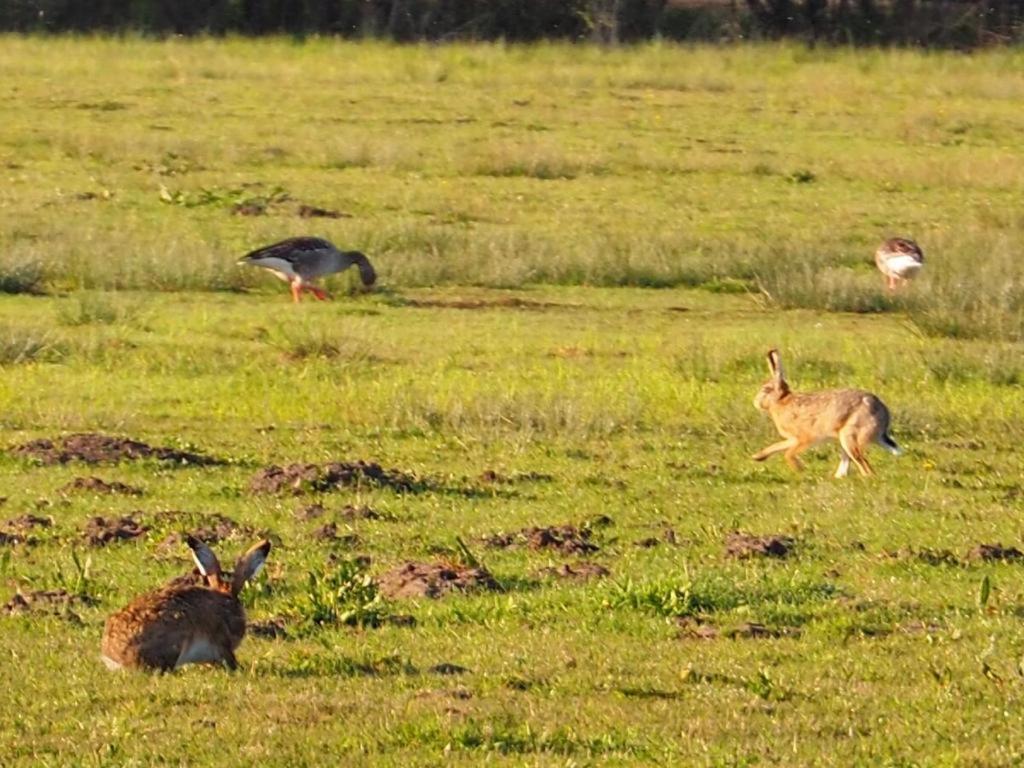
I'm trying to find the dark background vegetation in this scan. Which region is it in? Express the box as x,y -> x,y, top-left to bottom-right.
0,0 -> 1022,47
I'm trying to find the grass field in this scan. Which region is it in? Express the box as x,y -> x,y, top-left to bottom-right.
1,38 -> 1024,766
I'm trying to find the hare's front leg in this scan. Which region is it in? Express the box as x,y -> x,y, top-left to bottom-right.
752,437 -> 797,462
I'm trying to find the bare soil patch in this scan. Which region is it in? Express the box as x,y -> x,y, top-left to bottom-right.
297,203 -> 349,219
881,546 -> 959,566
311,522 -> 361,546
377,562 -> 501,599
296,503 -> 383,522
250,461 -> 421,495
725,532 -> 795,560
3,588 -> 95,618
485,524 -> 598,555
1,514 -> 54,545
14,433 -> 219,466
61,476 -> 143,496
478,469 -> 555,485
249,617 -> 289,639
152,512 -> 254,550
538,561 -> 610,580
966,543 -> 1024,562
402,296 -> 570,311
83,515 -> 148,546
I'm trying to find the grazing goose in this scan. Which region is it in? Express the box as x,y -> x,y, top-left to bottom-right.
239,237 -> 376,302
875,237 -> 924,291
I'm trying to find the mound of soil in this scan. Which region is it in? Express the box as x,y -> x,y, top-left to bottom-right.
882,546 -> 959,566
3,588 -> 95,617
538,561 -> 610,580
249,617 -> 289,639
4,514 -> 52,534
966,543 -> 1024,562
428,662 -> 469,676
249,461 -> 421,495
676,617 -> 720,641
485,524 -> 598,555
14,433 -> 219,466
153,512 -> 251,550
311,522 -> 361,546
83,515 -> 148,546
478,469 -> 555,485
296,503 -> 383,522
377,562 -> 501,600
402,296 -> 567,311
725,532 -> 795,560
0,514 -> 54,546
61,476 -> 143,496
725,622 -> 799,640
297,203 -> 349,219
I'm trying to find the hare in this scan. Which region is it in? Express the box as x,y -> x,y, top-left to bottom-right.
101,536 -> 271,671
752,349 -> 901,478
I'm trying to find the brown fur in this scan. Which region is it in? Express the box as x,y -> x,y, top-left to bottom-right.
752,349 -> 900,478
101,538 -> 270,672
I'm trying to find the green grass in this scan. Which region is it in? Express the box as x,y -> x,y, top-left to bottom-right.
2,38 -> 1024,337
2,37 -> 1024,766
0,287 -> 1023,765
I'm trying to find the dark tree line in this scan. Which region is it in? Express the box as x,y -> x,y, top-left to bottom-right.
1,0 -> 1022,47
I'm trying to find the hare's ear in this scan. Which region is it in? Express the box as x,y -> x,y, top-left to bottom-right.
186,535 -> 221,580
232,540 -> 271,596
766,349 -> 784,382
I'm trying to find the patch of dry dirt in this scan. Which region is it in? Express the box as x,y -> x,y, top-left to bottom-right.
83,515 -> 148,546
725,532 -> 795,560
966,543 -> 1024,562
402,296 -> 570,311
61,476 -> 143,496
14,433 -> 219,466
249,617 -> 289,639
153,512 -> 252,550
297,203 -> 349,219
881,546 -> 959,566
1,514 -> 53,546
311,522 -> 361,546
485,524 -> 598,555
538,562 -> 610,580
2,588 -> 95,618
377,562 -> 501,599
250,461 -> 421,495
478,469 -> 555,485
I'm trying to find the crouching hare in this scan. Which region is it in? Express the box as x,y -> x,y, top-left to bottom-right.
101,536 -> 271,671
752,349 -> 901,478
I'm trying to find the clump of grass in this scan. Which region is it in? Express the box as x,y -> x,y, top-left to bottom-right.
55,292 -> 142,327
0,259 -> 46,295
609,570 -> 839,622
290,558 -> 389,632
266,324 -> 385,363
0,325 -> 65,365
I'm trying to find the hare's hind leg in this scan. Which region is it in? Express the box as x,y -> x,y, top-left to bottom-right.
834,446 -> 852,478
839,430 -> 873,476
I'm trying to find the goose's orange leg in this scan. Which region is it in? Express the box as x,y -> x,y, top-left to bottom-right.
304,285 -> 330,301
290,281 -> 302,303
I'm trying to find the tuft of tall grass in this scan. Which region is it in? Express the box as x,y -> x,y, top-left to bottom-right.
0,325 -> 65,365
0,258 -> 46,295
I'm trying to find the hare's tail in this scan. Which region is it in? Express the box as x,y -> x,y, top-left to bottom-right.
879,431 -> 902,456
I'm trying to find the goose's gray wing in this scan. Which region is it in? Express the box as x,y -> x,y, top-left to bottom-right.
240,237 -> 339,280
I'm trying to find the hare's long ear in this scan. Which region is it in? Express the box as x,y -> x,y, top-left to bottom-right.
766,349 -> 784,382
186,535 -> 221,583
232,540 -> 271,597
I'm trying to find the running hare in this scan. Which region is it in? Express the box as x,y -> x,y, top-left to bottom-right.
752,349 -> 901,478
101,536 -> 271,671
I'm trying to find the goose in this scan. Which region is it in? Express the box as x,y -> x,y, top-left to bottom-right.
239,237 -> 376,302
875,237 -> 924,291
